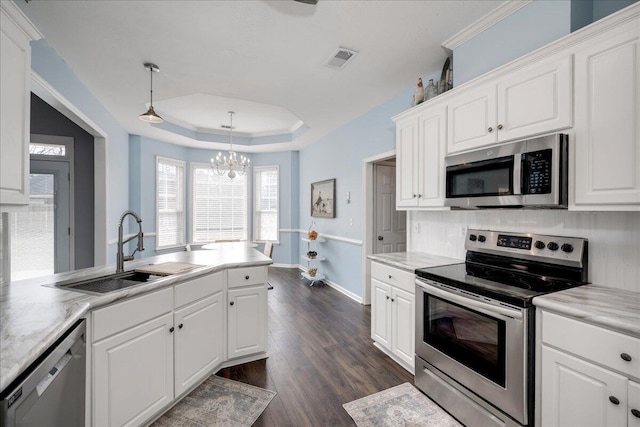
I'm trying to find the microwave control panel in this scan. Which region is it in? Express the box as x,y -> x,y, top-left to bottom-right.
522,149 -> 552,194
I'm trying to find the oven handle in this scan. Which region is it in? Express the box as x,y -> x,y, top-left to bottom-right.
416,280 -> 523,320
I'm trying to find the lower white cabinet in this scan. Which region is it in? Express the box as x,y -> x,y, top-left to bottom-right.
174,290 -> 225,397
91,267 -> 268,426
228,284 -> 267,359
537,310 -> 640,427
370,261 -> 415,372
93,311 -> 174,427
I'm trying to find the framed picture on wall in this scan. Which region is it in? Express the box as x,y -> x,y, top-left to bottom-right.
311,179 -> 336,218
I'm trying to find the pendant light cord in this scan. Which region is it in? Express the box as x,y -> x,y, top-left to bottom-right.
149,67 -> 154,107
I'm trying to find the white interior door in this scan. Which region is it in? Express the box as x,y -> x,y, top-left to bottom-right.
10,159 -> 70,279
374,164 -> 406,253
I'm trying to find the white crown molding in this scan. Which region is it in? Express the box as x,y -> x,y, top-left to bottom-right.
442,0 -> 533,51
1,0 -> 43,40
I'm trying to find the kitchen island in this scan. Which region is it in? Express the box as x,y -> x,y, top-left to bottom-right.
0,247 -> 271,396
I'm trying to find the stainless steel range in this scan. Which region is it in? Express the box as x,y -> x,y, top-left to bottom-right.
414,229 -> 588,427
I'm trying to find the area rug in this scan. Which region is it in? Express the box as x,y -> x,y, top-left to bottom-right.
343,382 -> 462,427
152,375 -> 276,427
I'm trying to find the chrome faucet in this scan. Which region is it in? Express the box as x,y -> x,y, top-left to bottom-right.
117,210 -> 144,273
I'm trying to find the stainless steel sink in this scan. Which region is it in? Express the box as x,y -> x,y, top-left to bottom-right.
55,271 -> 160,295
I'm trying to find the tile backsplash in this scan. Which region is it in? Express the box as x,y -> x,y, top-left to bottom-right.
408,210 -> 640,292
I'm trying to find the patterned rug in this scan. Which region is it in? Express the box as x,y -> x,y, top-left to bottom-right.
343,382 -> 462,427
152,376 -> 276,427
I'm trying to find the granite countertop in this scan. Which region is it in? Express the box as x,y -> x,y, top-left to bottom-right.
533,285 -> 640,337
367,251 -> 462,272
0,247 -> 271,394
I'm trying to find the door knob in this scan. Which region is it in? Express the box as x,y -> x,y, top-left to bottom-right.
378,236 -> 383,241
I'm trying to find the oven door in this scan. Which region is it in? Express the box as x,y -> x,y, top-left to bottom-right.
415,278 -> 531,425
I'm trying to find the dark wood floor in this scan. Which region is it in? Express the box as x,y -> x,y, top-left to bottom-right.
217,267 -> 413,426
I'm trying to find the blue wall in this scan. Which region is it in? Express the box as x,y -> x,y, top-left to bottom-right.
297,86 -> 415,297
454,1 -> 571,85
30,40 -> 131,263
454,0 -> 638,85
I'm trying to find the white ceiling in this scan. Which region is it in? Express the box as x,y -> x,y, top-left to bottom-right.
17,0 -> 506,153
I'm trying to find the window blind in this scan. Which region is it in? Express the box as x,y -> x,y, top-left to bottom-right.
156,158 -> 185,248
254,167 -> 278,242
192,166 -> 247,242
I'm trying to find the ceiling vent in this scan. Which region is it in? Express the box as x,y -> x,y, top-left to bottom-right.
324,47 -> 358,70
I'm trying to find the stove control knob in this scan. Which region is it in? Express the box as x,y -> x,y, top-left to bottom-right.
561,243 -> 574,253
478,235 -> 486,243
534,241 -> 546,250
469,234 -> 477,242
547,242 -> 559,251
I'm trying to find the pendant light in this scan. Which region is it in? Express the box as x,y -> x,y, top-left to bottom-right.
211,111 -> 250,180
139,62 -> 164,123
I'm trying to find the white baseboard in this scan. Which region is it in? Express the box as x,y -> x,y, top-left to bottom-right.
296,265 -> 363,304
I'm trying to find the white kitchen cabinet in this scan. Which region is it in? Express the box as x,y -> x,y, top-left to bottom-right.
0,2 -> 40,209
537,310 -> 640,427
227,266 -> 268,360
370,261 -> 415,372
93,311 -> 174,427
395,105 -> 447,208
228,284 -> 267,359
573,20 -> 640,209
174,290 -> 225,397
540,346 -> 628,427
447,55 -> 572,155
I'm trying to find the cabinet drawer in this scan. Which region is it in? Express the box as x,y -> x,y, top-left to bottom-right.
371,262 -> 414,294
93,287 -> 173,342
228,266 -> 268,289
541,310 -> 640,380
174,271 -> 224,308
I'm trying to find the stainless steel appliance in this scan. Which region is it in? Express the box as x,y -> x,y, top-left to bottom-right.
1,319 -> 86,427
415,229 -> 588,427
445,133 -> 568,208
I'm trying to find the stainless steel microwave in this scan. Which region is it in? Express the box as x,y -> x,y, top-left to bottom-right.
444,134 -> 568,208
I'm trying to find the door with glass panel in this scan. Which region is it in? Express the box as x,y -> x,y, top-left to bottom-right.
10,160 -> 70,280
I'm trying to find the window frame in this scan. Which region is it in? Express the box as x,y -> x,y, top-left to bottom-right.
155,156 -> 186,250
253,165 -> 280,244
190,161 -> 250,244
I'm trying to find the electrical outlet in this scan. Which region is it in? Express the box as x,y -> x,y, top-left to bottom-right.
459,226 -> 467,237
349,218 -> 353,226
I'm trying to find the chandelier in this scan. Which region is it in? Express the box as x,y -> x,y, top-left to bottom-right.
211,111 -> 250,180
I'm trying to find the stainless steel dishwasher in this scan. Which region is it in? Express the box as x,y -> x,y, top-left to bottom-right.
1,319 -> 86,427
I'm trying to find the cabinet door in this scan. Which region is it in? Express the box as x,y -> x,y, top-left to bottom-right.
417,106 -> 447,207
574,22 -> 640,207
396,117 -> 419,207
371,278 -> 391,349
540,346 -> 627,427
0,7 -> 31,207
174,291 -> 225,397
228,285 -> 267,359
391,287 -> 414,368
447,85 -> 497,154
630,381 -> 640,427
93,313 -> 174,427
497,55 -> 572,142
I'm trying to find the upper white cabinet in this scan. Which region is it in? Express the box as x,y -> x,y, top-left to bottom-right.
447,85 -> 498,154
395,105 -> 447,208
0,2 -> 40,210
447,55 -> 573,155
573,20 -> 640,208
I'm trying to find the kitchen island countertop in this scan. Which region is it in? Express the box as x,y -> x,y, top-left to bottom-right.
533,285 -> 640,337
368,251 -> 462,272
0,248 -> 271,394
